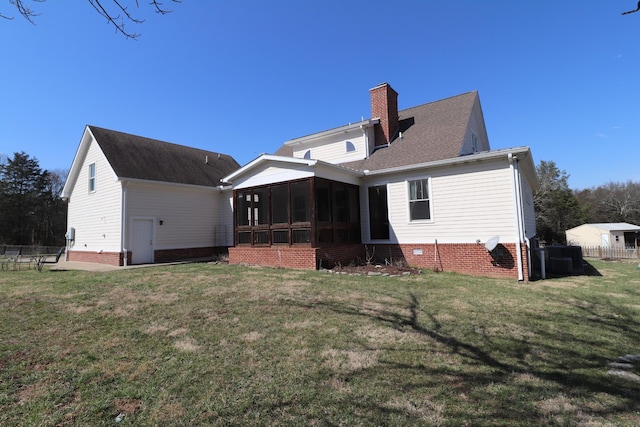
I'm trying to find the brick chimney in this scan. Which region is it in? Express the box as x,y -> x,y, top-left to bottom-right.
370,82 -> 399,147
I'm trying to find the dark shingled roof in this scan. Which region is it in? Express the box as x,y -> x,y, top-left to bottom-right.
88,126 -> 240,186
274,91 -> 479,172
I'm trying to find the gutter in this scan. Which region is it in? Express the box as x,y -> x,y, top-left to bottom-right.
363,146 -> 532,176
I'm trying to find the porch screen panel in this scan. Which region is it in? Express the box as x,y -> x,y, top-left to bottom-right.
253,187 -> 269,225
316,181 -> 331,223
271,184 -> 289,224
236,191 -> 251,226
291,181 -> 310,223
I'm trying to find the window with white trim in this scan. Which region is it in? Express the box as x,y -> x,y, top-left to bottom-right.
88,163 -> 96,193
408,178 -> 431,221
346,141 -> 356,152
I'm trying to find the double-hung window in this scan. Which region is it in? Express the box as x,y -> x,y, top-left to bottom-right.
408,178 -> 431,221
88,163 -> 96,193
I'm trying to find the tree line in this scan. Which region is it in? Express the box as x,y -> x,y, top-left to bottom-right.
0,152 -> 67,246
534,160 -> 640,244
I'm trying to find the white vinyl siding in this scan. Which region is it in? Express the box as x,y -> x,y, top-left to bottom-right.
67,139 -> 122,252
218,189 -> 235,247
232,162 -> 360,190
126,182 -> 220,250
292,128 -> 370,164
88,163 -> 96,193
363,160 -> 518,244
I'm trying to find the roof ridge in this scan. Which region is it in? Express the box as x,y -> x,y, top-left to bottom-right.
87,125 -> 232,158
398,90 -> 478,114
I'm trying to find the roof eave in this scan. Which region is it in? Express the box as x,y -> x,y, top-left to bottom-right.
363,147 -> 535,178
222,154 -> 364,184
284,119 -> 378,147
60,125 -> 95,199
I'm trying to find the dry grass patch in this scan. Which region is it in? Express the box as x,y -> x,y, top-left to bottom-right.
241,331 -> 265,342
321,348 -> 380,373
325,377 -> 352,393
356,324 -> 419,345
284,319 -> 323,329
167,327 -> 188,337
173,337 -> 201,352
384,397 -> 446,425
477,323 -> 536,340
143,323 -> 170,334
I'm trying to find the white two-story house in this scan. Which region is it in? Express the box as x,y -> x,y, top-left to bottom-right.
62,83 -> 538,280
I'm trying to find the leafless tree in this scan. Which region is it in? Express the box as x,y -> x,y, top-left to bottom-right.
576,181 -> 640,224
1,0 -> 181,39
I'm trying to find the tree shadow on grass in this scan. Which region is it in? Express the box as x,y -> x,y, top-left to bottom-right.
283,289 -> 640,424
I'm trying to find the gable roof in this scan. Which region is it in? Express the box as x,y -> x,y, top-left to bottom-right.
274,91 -> 481,172
88,126 -> 240,186
572,223 -> 640,232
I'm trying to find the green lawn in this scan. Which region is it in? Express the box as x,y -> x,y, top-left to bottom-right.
1,259 -> 639,426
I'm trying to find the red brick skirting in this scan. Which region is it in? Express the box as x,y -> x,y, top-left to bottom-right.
66,251 -> 124,266
68,246 -> 224,267
229,242 -> 530,280
70,242 -> 530,280
365,242 -> 529,280
229,245 -> 364,270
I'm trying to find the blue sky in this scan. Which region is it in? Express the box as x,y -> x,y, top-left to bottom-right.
1,1 -> 638,189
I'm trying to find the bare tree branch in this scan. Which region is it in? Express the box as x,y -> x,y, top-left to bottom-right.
3,0 -> 180,38
622,1 -> 640,15
3,0 -> 45,23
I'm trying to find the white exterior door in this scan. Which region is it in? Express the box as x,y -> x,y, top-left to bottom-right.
601,233 -> 610,247
131,218 -> 154,264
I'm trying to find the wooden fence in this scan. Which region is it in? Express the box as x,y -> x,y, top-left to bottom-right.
581,246 -> 640,260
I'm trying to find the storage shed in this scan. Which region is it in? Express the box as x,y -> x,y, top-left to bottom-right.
566,223 -> 640,249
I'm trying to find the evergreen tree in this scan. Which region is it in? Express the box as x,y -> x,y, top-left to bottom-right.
0,152 -> 66,245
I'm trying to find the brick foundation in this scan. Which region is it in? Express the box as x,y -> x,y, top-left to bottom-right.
229,242 -> 530,280
68,246 -> 225,267
229,246 -> 318,269
70,242 -> 531,280
66,250 -> 125,266
229,245 -> 364,270
365,242 -> 529,281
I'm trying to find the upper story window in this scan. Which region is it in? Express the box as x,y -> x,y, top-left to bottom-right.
346,141 -> 356,152
408,178 -> 431,221
88,163 -> 96,193
471,133 -> 479,153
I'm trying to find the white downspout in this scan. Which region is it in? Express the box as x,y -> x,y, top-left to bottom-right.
362,125 -> 370,159
508,153 -> 524,281
121,180 -> 129,266
514,163 -> 532,278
